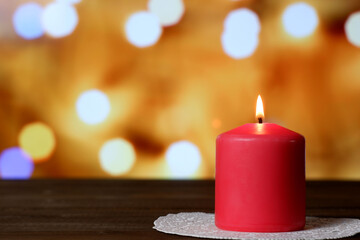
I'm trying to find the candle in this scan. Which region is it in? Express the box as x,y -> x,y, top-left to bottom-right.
215,95 -> 305,232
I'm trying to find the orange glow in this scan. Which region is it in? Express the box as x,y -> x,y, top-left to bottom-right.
1,0 -> 360,180
256,95 -> 264,121
212,118 -> 222,128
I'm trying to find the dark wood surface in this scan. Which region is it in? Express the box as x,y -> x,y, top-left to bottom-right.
0,180 -> 359,240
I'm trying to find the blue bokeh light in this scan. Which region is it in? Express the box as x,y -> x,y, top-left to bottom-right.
13,2 -> 44,40
0,147 -> 34,179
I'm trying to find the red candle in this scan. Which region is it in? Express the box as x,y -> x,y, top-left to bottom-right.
215,95 -> 305,232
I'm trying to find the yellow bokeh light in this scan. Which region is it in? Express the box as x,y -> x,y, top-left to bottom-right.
18,122 -> 56,163
99,138 -> 136,176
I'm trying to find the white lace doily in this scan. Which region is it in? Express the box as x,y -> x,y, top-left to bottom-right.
153,212 -> 360,239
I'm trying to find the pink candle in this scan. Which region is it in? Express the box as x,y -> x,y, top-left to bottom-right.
215,95 -> 305,232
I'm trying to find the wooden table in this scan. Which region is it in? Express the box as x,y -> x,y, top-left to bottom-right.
0,180 -> 359,239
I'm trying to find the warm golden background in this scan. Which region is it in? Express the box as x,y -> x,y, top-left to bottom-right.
0,0 -> 360,179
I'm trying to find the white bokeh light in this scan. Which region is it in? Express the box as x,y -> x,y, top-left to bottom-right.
166,141 -> 201,178
345,12 -> 360,47
282,2 -> 318,38
224,8 -> 260,35
13,2 -> 44,40
99,138 -> 136,176
41,2 -> 78,38
221,8 -> 260,59
76,89 -> 111,125
125,11 -> 162,48
56,0 -> 81,4
148,0 -> 185,27
221,30 -> 259,59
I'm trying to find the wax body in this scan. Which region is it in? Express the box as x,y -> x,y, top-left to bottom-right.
215,123 -> 305,232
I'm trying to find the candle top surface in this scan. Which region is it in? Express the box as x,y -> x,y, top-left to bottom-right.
219,123 -> 304,141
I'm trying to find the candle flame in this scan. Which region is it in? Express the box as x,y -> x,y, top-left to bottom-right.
256,95 -> 264,122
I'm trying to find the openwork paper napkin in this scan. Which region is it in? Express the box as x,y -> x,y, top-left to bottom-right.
153,212 -> 360,239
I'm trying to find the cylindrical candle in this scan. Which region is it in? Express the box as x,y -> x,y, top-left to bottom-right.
215,123 -> 305,232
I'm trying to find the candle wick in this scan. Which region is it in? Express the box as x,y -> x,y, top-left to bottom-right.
258,118 -> 263,124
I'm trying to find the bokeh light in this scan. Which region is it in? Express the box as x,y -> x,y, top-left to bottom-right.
125,11 -> 162,48
221,31 -> 259,59
41,2 -> 78,38
13,2 -> 44,40
18,122 -> 56,162
76,89 -> 111,125
99,138 -> 136,176
345,12 -> 360,47
0,147 -> 34,179
148,0 -> 185,27
166,141 -> 201,178
56,0 -> 82,4
282,2 -> 318,38
224,8 -> 260,35
221,8 -> 260,59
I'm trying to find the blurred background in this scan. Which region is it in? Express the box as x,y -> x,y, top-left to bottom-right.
0,0 -> 360,179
